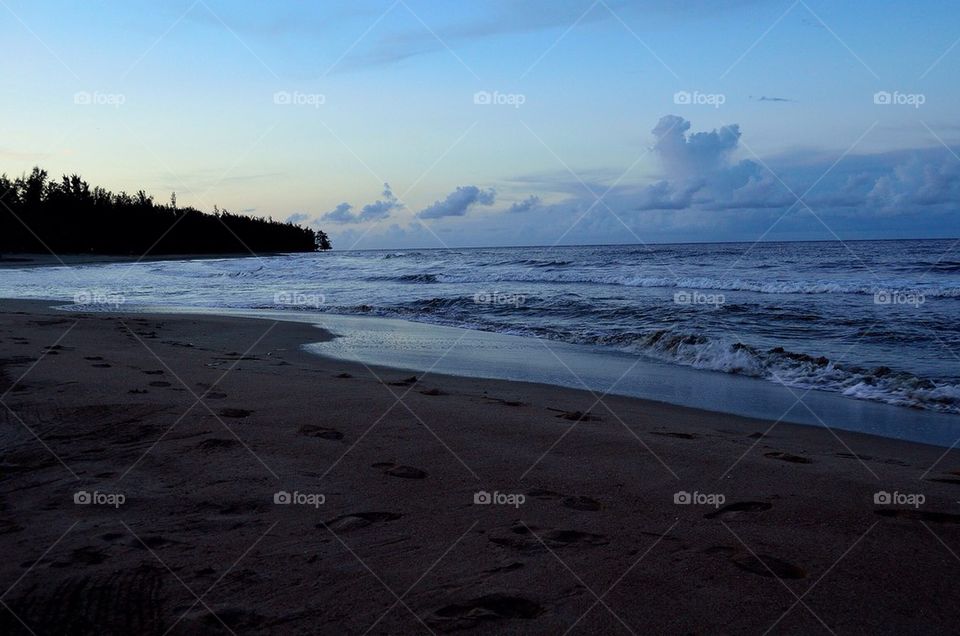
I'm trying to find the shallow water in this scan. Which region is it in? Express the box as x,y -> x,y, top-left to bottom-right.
2,239 -> 958,417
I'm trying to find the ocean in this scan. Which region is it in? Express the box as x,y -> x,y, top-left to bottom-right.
2,239 -> 959,418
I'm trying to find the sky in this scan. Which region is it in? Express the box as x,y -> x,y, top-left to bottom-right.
1,0 -> 958,249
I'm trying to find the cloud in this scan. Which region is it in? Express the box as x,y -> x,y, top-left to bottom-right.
866,156 -> 960,210
419,185 -> 496,219
320,183 -> 403,224
750,95 -> 795,102
326,115 -> 960,248
507,195 -> 541,213
286,212 -> 310,225
336,0 -> 769,71
651,115 -> 742,179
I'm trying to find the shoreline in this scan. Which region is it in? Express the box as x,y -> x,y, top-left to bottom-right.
2,298 -> 960,633
16,297 -> 960,448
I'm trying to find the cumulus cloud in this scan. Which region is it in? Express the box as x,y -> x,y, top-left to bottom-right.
320,115 -> 960,247
623,116 -> 960,219
507,195 -> 541,213
866,156 -> 960,210
285,212 -> 310,225
321,183 -> 403,224
418,185 -> 496,219
652,115 -> 742,179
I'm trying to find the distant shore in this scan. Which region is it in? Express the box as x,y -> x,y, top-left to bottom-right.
0,252 -> 288,268
1,298 -> 960,633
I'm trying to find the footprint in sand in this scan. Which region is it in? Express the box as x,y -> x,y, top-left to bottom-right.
730,551 -> 805,579
484,396 -> 526,407
84,356 -> 104,361
549,409 -> 601,422
218,408 -> 253,419
652,431 -> 699,440
148,381 -> 172,388
429,594 -> 544,630
707,546 -> 806,579
419,388 -> 447,396
874,509 -> 960,524
836,452 -> 872,460
764,451 -> 812,464
204,391 -> 228,400
387,375 -> 419,387
562,495 -> 603,511
0,519 -> 22,534
128,389 -> 148,394
91,363 -> 111,368
143,370 -> 164,375
322,512 -> 402,532
372,462 -> 429,479
129,535 -> 173,550
526,488 -> 564,500
189,607 -> 265,632
704,501 -> 772,519
299,424 -> 344,440
927,476 -> 960,485
490,522 -> 608,552
197,438 -> 241,453
483,562 -> 524,575
526,489 -> 602,511
334,372 -> 352,378
51,547 -> 108,567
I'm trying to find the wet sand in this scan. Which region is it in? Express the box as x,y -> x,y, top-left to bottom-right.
1,299 -> 959,634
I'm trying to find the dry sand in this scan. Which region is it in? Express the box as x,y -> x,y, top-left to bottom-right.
1,299 -> 959,635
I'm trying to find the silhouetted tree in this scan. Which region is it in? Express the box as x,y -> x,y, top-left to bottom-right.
0,168 -> 329,255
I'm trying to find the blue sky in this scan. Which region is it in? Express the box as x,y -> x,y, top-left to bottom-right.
1,0 -> 958,248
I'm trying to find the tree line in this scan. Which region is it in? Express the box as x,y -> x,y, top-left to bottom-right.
0,168 -> 331,255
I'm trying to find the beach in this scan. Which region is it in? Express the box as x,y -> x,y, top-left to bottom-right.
1,299 -> 959,634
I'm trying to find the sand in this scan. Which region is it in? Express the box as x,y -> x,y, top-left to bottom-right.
1,299 -> 959,635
